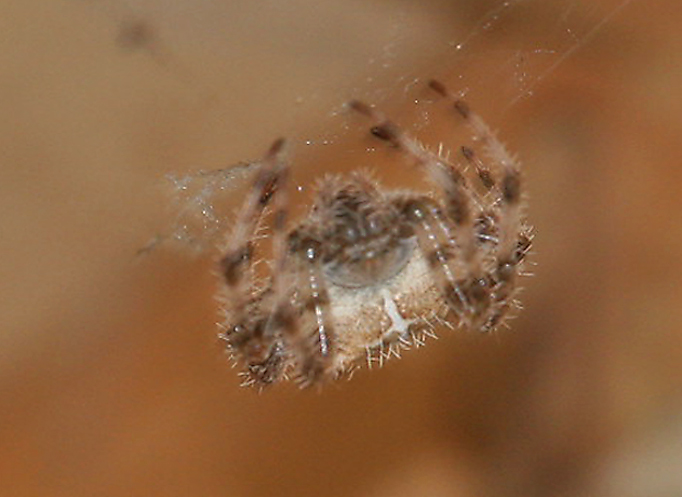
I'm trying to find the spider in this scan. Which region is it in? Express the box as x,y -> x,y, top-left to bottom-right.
217,80 -> 532,388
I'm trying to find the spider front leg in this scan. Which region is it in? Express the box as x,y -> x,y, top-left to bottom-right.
429,80 -> 524,262
221,138 -> 338,387
429,79 -> 532,330
255,202 -> 338,386
218,138 -> 289,386
350,99 -> 494,328
280,231 -> 338,386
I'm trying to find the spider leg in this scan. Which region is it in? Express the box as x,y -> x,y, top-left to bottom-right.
395,195 -> 482,325
350,100 -> 490,325
219,139 -> 289,385
429,80 -> 525,264
429,79 -> 532,330
220,138 -> 285,293
241,160 -> 337,387
282,232 -> 337,387
247,151 -> 333,387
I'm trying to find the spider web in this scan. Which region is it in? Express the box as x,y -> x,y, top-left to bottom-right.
89,0 -> 638,254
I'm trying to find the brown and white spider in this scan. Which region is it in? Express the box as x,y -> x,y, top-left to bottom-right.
217,80 -> 532,388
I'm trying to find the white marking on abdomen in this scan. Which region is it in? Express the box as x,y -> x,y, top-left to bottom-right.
380,289 -> 416,337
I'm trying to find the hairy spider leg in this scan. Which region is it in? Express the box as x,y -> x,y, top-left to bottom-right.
219,138 -> 288,383
429,79 -> 531,330
428,80 -> 522,260
285,233 -> 337,386
258,157 -> 338,387
350,99 -> 492,327
222,140 -> 338,387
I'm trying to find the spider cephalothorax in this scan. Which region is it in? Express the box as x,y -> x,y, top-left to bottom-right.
310,174 -> 415,288
217,80 -> 532,388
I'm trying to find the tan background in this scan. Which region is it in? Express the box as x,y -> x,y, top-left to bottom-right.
2,0 -> 682,496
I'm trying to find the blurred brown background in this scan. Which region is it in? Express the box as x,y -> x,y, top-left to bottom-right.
2,0 -> 681,496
